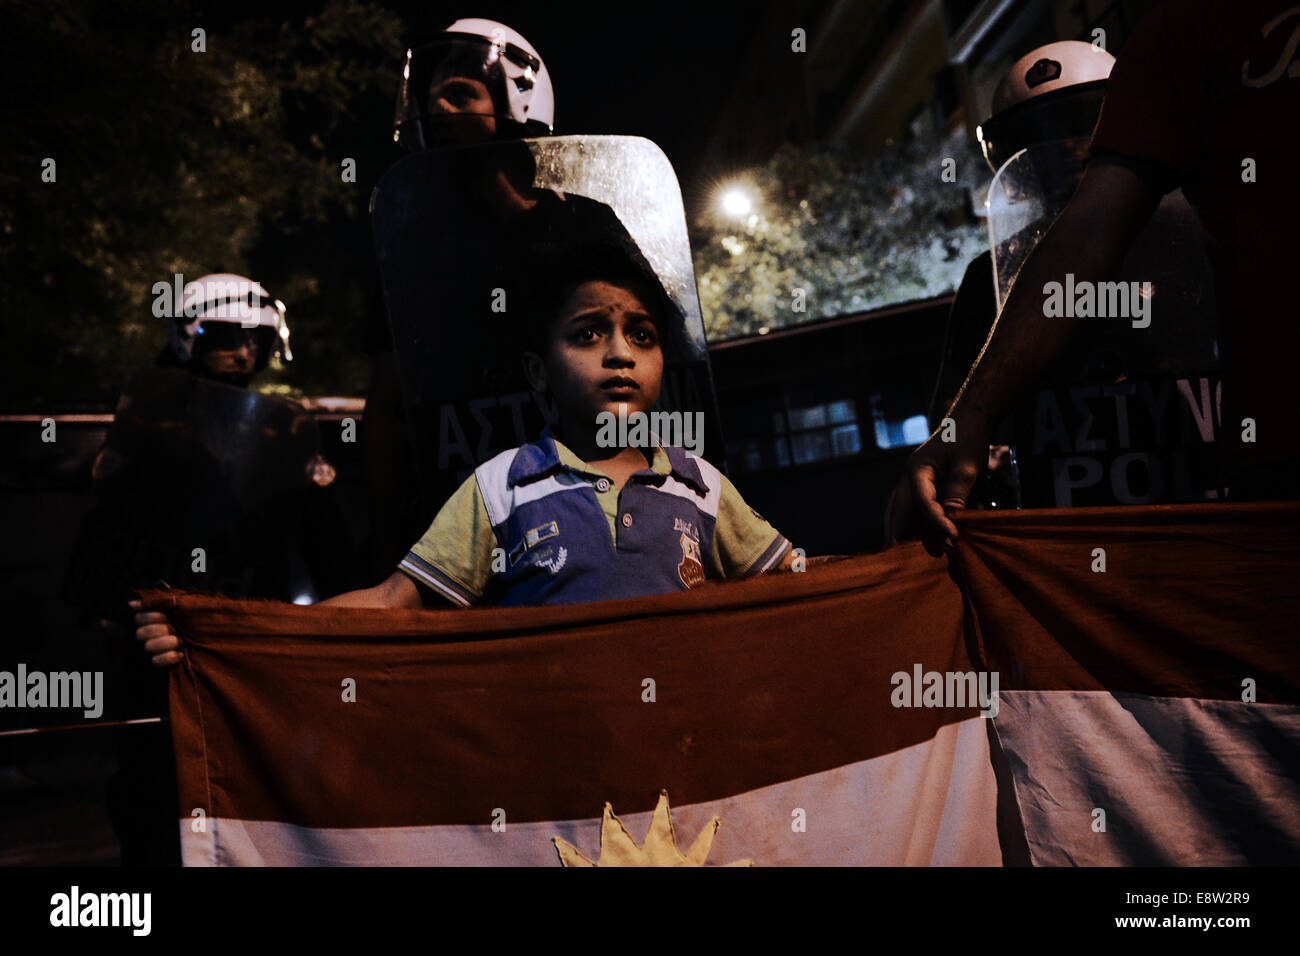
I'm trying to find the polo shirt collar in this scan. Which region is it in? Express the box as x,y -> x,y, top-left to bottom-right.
507,427 -> 708,496
660,444 -> 708,496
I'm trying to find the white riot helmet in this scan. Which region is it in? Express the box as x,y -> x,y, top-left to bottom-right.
393,18 -> 554,151
167,273 -> 291,372
977,40 -> 1115,173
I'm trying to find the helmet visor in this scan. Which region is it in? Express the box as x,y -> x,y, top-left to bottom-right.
435,31 -> 540,88
194,321 -> 277,356
978,79 -> 1107,174
394,38 -> 518,148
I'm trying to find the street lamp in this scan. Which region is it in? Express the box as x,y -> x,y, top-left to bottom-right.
714,179 -> 758,220
720,188 -> 751,218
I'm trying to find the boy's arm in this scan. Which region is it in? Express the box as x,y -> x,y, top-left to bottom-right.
709,472 -> 794,578
318,571 -> 424,608
395,470 -> 498,606
772,548 -> 798,573
132,472 -> 494,667
132,572 -> 427,667
328,471 -> 496,609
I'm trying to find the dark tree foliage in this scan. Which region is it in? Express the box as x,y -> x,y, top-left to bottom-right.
690,134 -> 988,341
1,0 -> 405,410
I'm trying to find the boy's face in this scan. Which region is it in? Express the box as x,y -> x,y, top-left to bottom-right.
524,279 -> 664,432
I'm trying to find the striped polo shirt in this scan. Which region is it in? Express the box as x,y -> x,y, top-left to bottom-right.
398,429 -> 790,607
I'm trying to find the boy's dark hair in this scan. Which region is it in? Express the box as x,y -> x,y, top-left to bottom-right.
518,235 -> 681,355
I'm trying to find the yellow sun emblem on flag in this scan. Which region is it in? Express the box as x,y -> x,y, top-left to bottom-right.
552,790 -> 752,867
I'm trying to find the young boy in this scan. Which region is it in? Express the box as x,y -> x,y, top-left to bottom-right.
135,250 -> 795,665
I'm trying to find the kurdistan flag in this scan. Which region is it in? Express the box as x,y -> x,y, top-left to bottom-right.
146,502 -> 1300,866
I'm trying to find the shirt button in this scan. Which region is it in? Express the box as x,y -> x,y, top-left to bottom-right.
621,513 -> 633,528
595,478 -> 611,492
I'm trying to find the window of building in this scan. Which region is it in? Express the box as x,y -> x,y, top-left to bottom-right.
724,387 -> 864,472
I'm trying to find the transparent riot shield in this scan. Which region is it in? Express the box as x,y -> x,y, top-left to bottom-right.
63,368 -> 322,614
988,138 -> 1219,378
986,139 -> 1223,507
370,135 -> 722,519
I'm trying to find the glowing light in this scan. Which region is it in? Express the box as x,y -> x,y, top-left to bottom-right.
720,235 -> 746,256
720,189 -> 752,217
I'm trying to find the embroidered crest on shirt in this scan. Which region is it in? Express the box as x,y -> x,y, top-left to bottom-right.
509,521 -> 560,567
677,532 -> 705,589
535,546 -> 567,575
673,517 -> 700,540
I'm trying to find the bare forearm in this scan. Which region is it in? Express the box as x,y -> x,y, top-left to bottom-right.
320,571 -> 422,609
948,226 -> 1090,429
947,162 -> 1162,431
